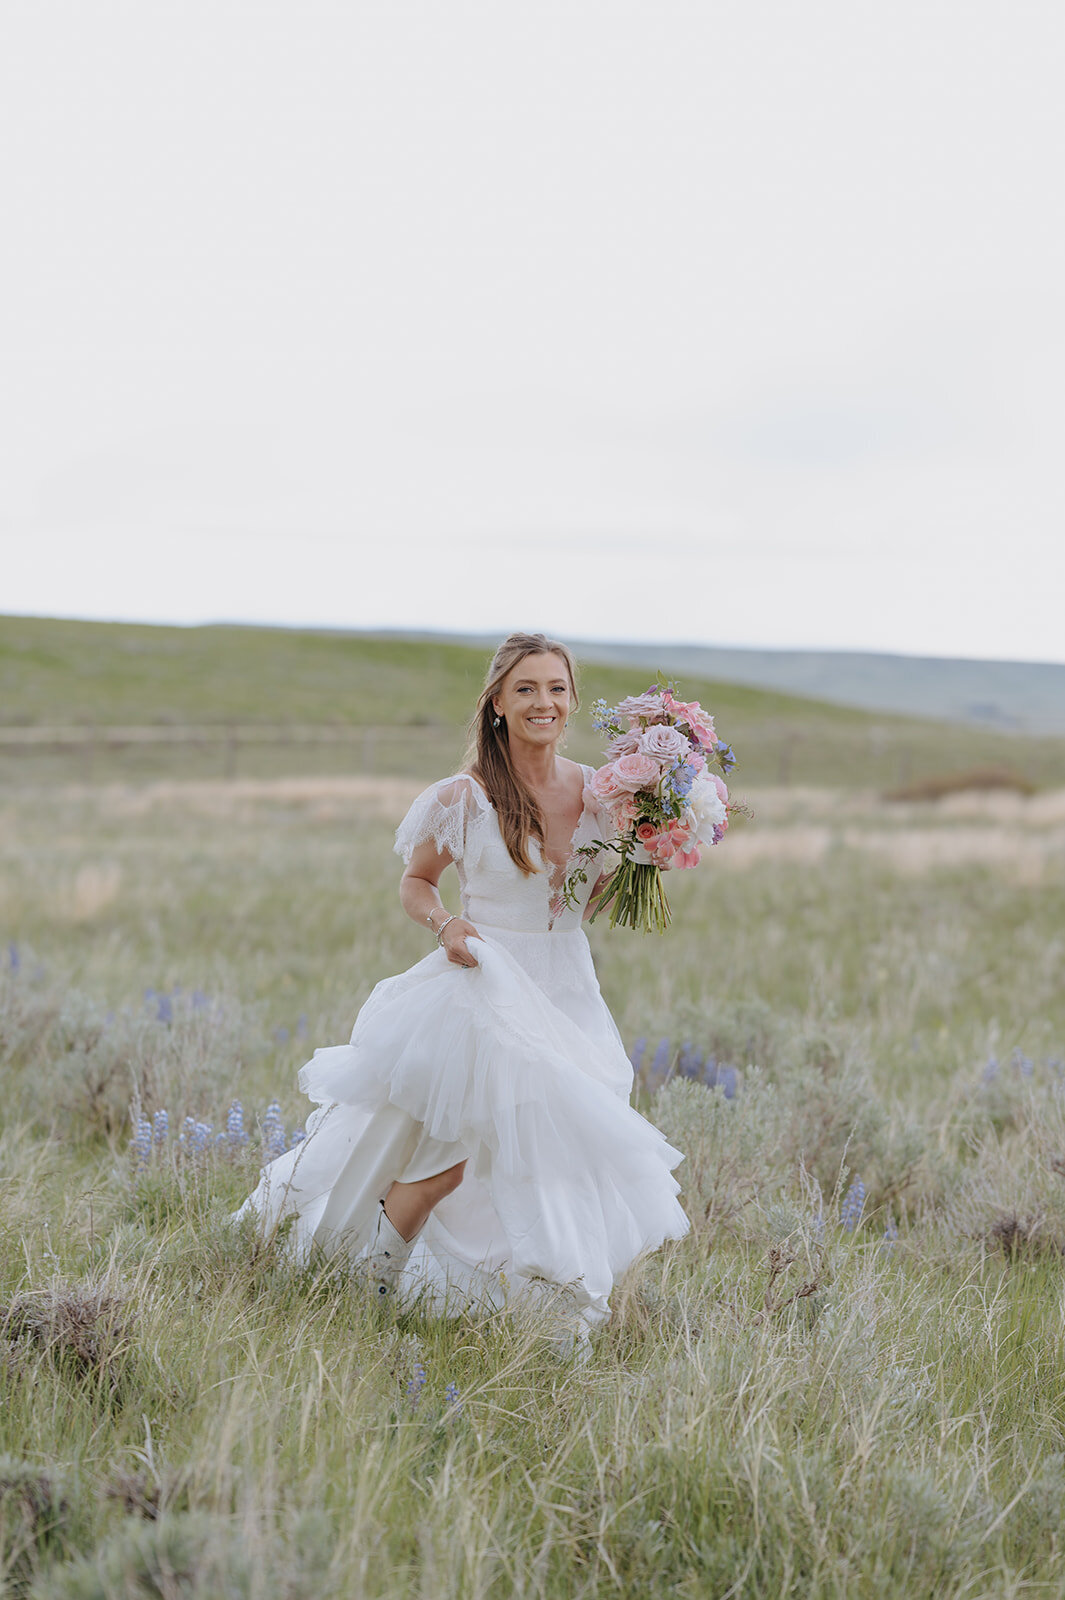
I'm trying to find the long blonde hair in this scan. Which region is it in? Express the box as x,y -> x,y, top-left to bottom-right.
466,632 -> 580,875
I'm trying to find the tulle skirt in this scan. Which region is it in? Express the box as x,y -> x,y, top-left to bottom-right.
236,925 -> 689,1324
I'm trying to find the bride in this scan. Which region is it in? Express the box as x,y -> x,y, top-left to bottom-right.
237,632 -> 689,1344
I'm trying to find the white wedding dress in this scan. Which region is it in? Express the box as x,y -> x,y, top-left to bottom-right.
237,769 -> 690,1328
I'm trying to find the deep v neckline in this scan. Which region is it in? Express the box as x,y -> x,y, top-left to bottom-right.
464,767 -> 591,864
465,767 -> 592,920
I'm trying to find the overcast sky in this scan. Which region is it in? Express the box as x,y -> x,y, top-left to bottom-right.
2,2 -> 1063,663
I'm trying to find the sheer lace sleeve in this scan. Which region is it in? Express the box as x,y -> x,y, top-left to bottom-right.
394,775 -> 493,866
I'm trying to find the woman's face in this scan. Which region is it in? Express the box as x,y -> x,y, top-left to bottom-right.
493,652 -> 573,753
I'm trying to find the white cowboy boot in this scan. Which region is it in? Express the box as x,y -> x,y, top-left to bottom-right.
367,1201 -> 416,1301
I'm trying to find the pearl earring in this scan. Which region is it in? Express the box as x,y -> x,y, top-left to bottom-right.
493,715 -> 501,728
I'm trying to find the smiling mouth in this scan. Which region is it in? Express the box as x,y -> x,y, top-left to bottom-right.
527,716 -> 556,725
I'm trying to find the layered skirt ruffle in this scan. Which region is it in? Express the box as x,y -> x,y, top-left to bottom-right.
237,928 -> 689,1323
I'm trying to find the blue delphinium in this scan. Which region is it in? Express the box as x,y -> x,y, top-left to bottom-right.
406,1363 -> 427,1409
713,740 -> 736,773
263,1100 -> 287,1160
590,698 -> 618,734
666,759 -> 696,801
131,1113 -> 153,1172
840,1178 -> 866,1231
226,1101 -> 248,1148
152,1109 -> 169,1147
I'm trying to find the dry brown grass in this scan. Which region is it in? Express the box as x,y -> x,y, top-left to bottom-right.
885,766 -> 1037,802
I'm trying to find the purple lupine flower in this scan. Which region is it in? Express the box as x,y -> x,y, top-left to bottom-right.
444,1381 -> 462,1414
191,989 -> 208,1010
191,1121 -> 212,1156
8,942 -> 19,972
406,1363 -> 427,1409
705,1061 -> 737,1098
289,1127 -> 306,1148
678,1043 -> 704,1080
650,1038 -> 671,1079
156,993 -> 173,1024
273,1026 -> 289,1044
1011,1049 -> 1034,1077
840,1179 -> 866,1231
810,1211 -> 826,1242
629,1037 -> 647,1073
296,1014 -> 308,1037
152,1109 -> 169,1147
983,1057 -> 999,1084
881,1214 -> 899,1258
131,1113 -> 153,1171
262,1100 -> 286,1161
226,1101 -> 247,1148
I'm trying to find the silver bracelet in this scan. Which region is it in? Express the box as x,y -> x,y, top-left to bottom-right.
434,914 -> 457,946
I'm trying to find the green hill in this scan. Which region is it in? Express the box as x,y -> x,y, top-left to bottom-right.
2,614 -> 1063,790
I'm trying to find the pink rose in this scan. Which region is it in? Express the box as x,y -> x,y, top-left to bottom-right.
613,796 -> 639,831
605,729 -> 642,758
635,821 -> 659,844
589,763 -> 627,804
639,724 -> 690,763
615,691 -> 664,721
610,752 -> 663,793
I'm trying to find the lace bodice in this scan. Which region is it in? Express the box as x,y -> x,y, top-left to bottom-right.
394,767 -> 612,933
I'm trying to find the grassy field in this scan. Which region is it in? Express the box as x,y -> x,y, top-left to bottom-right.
4,614 -> 1065,792
2,762 -> 1065,1596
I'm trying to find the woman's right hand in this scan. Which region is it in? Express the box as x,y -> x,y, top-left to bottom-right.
440,917 -> 482,968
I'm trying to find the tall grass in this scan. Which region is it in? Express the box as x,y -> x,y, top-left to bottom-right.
2,779 -> 1064,1596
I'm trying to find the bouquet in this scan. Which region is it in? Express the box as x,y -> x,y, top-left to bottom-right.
565,679 -> 737,934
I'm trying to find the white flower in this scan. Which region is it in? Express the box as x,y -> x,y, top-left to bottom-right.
687,773 -> 726,845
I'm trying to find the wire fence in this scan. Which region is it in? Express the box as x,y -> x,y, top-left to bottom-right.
2,721 -> 1063,791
